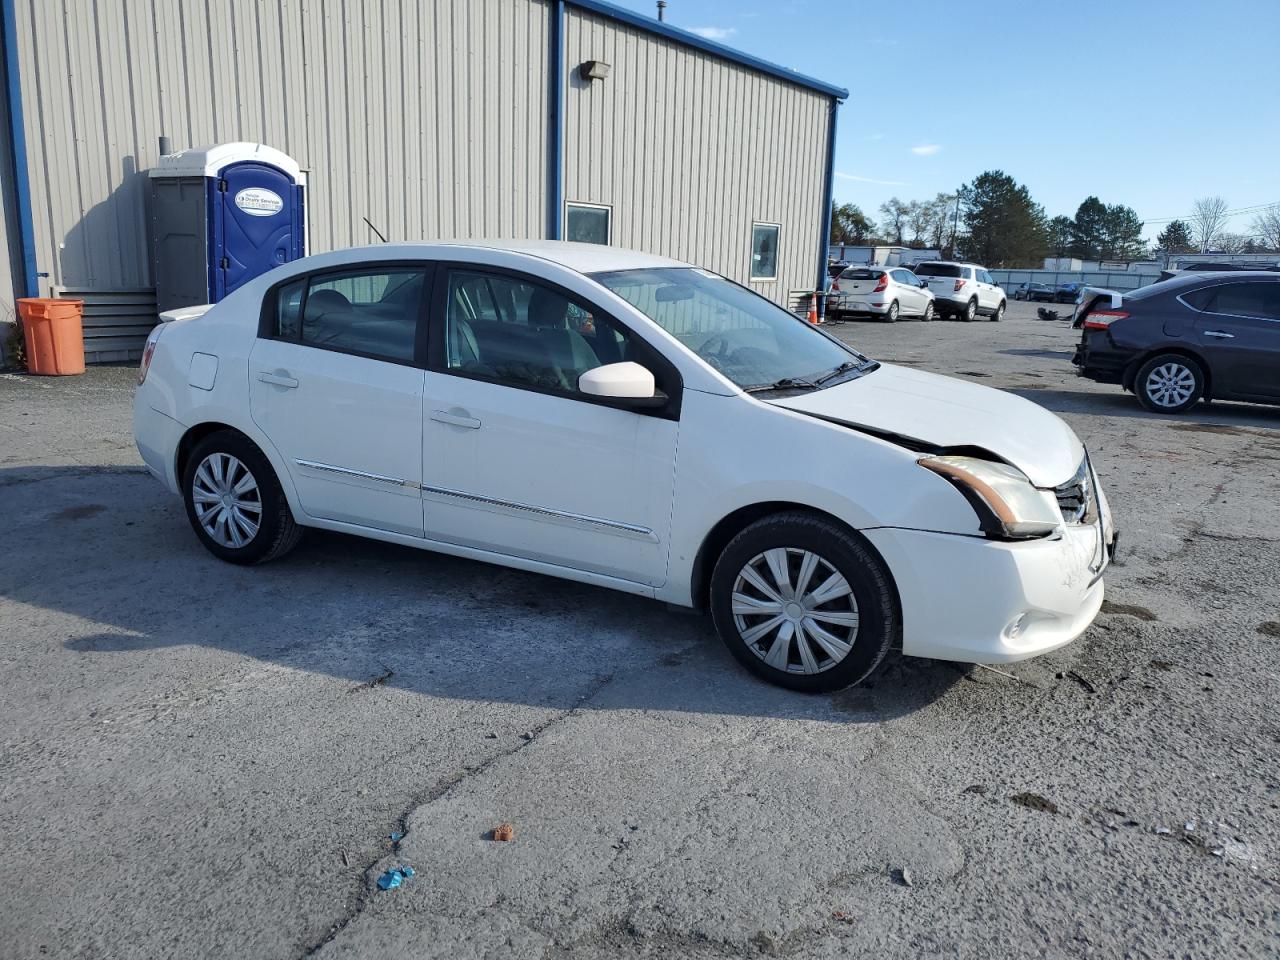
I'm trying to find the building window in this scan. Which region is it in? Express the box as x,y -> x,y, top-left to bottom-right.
750,222 -> 780,280
565,202 -> 611,245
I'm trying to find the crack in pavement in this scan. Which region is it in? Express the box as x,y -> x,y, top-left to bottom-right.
297,670 -> 617,958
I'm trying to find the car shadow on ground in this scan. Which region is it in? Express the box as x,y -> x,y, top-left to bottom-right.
4,465 -> 962,725
1008,387 -> 1280,430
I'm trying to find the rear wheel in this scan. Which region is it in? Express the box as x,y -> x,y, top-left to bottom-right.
709,512 -> 898,693
963,299 -> 978,322
921,301 -> 934,322
183,431 -> 303,564
885,301 -> 899,323
1134,354 -> 1205,414
991,301 -> 1005,322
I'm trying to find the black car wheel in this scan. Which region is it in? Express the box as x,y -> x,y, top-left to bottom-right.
990,301 -> 1005,322
710,512 -> 898,693
182,430 -> 303,564
885,301 -> 899,322
1134,354 -> 1205,414
962,299 -> 977,322
921,301 -> 934,322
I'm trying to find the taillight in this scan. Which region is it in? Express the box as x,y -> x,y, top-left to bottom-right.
138,328 -> 161,384
1083,309 -> 1129,330
832,280 -> 840,291
954,279 -> 967,292
873,273 -> 888,293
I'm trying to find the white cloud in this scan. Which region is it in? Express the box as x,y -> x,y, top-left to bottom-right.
688,26 -> 737,40
836,172 -> 907,186
910,144 -> 942,156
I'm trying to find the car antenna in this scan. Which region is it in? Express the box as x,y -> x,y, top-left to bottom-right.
362,216 -> 388,243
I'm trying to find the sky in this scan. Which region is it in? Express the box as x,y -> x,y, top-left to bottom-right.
608,0 -> 1280,242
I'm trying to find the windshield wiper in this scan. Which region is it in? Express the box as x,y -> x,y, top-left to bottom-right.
743,376 -> 818,394
813,361 -> 859,386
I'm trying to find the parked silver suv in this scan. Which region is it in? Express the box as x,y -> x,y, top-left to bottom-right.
829,266 -> 935,322
913,262 -> 1006,321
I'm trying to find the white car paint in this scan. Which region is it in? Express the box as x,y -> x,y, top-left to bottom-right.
829,266 -> 934,320
914,261 -> 1006,319
134,240 -> 1114,671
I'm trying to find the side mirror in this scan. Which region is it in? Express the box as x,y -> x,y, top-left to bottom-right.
579,362 -> 666,408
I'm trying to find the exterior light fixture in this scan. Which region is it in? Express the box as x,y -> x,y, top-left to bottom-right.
578,60 -> 610,81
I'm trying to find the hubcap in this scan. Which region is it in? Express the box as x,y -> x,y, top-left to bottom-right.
1145,362 -> 1195,408
191,452 -> 262,548
731,547 -> 860,675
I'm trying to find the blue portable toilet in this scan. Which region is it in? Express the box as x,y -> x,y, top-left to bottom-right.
149,142 -> 306,312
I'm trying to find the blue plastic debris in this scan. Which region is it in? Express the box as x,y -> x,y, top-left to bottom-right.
389,832 -> 403,841
376,866 -> 415,891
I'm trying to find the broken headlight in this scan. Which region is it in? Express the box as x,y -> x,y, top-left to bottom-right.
919,455 -> 1061,540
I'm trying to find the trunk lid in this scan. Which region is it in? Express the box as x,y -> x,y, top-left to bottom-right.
769,363 -> 1084,487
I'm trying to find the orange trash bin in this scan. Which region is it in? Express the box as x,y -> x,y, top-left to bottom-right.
17,297 -> 86,375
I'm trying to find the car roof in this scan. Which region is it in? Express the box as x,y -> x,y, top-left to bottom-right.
349,239 -> 693,274
915,260 -> 979,267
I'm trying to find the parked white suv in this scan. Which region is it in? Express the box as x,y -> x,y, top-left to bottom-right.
914,262 -> 1006,321
828,266 -> 935,322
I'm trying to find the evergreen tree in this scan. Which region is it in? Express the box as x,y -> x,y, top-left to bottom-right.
958,171 -> 1047,267
1157,220 -> 1195,254
1070,197 -> 1108,259
1100,204 -> 1145,260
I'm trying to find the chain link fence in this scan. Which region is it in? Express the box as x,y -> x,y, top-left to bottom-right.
989,269 -> 1162,292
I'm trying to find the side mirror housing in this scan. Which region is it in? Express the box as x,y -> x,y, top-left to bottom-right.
579,362 -> 666,408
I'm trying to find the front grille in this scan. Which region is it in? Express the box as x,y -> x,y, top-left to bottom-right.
1054,458 -> 1093,525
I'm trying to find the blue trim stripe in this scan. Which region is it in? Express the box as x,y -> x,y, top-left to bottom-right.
566,0 -> 848,101
1,0 -> 37,298
817,99 -> 838,292
547,0 -> 565,240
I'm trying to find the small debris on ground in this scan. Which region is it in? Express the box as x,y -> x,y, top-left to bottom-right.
1011,792 -> 1060,815
1154,826 -> 1172,835
376,866 -> 415,891
491,823 -> 516,842
484,732 -> 498,739
1184,820 -> 1196,833
1066,670 -> 1096,694
973,663 -> 1041,688
341,851 -> 350,867
832,910 -> 856,925
520,731 -> 534,741
389,832 -> 403,842
891,866 -> 914,887
1149,660 -> 1173,671
962,784 -> 988,795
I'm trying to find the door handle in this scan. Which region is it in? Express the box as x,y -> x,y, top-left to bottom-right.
1203,330 -> 1235,339
258,372 -> 299,388
430,410 -> 482,429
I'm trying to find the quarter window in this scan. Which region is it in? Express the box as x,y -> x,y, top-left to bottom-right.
565,202 -> 611,245
750,223 -> 780,280
444,269 -> 641,395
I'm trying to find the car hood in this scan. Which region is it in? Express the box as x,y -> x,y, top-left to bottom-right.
769,363 -> 1084,487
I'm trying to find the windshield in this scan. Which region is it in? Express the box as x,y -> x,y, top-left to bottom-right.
591,267 -> 868,390
913,263 -> 962,278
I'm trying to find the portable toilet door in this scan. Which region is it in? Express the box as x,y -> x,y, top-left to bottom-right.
211,159 -> 305,299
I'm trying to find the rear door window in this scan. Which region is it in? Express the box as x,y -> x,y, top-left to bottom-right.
1201,282 -> 1280,320
913,263 -> 961,278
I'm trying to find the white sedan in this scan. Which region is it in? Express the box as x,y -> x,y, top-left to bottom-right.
134,241 -> 1117,692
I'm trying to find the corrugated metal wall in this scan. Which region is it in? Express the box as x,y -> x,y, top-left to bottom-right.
12,0 -> 550,299
563,7 -> 830,301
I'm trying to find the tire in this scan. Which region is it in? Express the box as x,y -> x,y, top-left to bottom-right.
709,512 -> 898,693
885,301 -> 899,323
990,301 -> 1005,322
962,298 -> 978,322
1134,354 -> 1205,414
921,301 -> 934,322
182,430 -> 303,564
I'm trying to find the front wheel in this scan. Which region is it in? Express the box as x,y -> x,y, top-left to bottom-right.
963,299 -> 978,322
1134,354 -> 1205,414
183,431 -> 303,564
885,301 -> 899,323
709,513 -> 898,693
991,301 -> 1005,322
921,301 -> 934,322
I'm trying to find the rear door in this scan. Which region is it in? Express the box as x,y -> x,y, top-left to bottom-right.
248,263 -> 429,536
892,270 -> 923,315
1189,281 -> 1280,399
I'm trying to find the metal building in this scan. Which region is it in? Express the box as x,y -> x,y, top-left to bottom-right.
0,0 -> 845,362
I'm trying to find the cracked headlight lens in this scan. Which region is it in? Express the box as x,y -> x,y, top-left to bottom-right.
919,455 -> 1061,540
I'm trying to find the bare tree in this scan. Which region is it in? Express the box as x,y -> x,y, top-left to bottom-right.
905,201 -> 932,247
1189,196 -> 1230,252
1250,205 -> 1280,251
1214,233 -> 1250,255
879,198 -> 909,245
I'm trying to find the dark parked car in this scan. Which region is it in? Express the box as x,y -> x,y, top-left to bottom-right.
1055,281 -> 1085,303
1013,282 -> 1055,302
1072,272 -> 1280,413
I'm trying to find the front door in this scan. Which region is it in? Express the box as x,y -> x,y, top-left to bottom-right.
420,266 -> 679,587
1192,281 -> 1280,399
215,161 -> 304,300
248,264 -> 430,536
